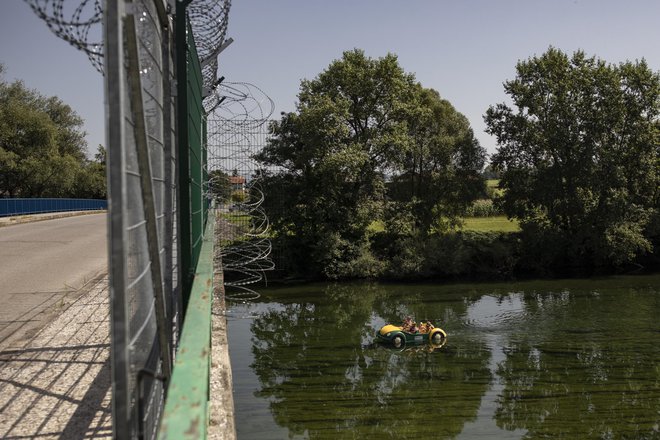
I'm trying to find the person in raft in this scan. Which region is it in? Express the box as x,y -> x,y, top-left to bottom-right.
402,317 -> 435,333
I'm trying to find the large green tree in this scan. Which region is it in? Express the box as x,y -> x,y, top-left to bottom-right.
485,48 -> 660,267
73,145 -> 107,199
257,50 -> 485,278
257,50 -> 417,277
0,64 -> 91,198
393,86 -> 485,231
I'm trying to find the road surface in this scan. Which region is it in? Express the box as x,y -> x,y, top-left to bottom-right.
0,213 -> 107,348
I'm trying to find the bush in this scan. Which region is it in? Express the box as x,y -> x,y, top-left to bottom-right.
231,190 -> 246,203
370,228 -> 520,280
421,231 -> 519,279
465,199 -> 502,217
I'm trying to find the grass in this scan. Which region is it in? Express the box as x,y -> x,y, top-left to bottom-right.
221,212 -> 250,225
367,215 -> 520,234
460,216 -> 520,233
487,179 -> 505,197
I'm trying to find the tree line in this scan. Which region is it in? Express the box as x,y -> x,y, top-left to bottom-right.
256,48 -> 660,280
0,63 -> 106,199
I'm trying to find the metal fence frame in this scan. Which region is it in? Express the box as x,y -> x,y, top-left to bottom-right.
176,10 -> 209,306
105,1 -> 181,438
105,0 -> 212,437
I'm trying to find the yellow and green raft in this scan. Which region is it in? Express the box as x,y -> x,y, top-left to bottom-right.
376,324 -> 447,347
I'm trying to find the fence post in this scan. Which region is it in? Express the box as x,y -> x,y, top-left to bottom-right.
176,0 -> 193,309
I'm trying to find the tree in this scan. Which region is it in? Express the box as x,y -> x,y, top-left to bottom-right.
0,64 -> 89,197
392,86 -> 485,231
485,48 -> 660,267
208,169 -> 232,203
257,50 -> 418,277
73,145 -> 107,199
257,50 -> 486,278
482,164 -> 500,180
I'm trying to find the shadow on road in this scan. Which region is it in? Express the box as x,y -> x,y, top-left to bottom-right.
0,278 -> 112,439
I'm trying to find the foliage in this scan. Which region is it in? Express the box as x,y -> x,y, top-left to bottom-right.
391,87 -> 486,231
482,164 -> 500,180
257,50 -> 486,278
485,48 -> 660,268
230,189 -> 246,204
0,65 -> 102,198
208,169 -> 232,203
465,199 -> 501,217
73,145 -> 107,199
368,229 -> 520,280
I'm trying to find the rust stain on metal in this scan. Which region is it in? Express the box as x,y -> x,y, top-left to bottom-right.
184,415 -> 201,437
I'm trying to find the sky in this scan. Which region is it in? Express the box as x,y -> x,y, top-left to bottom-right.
1,0 -> 660,159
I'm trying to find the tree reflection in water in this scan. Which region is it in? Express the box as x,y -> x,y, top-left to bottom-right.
249,283 -> 492,439
494,286 -> 660,439
235,276 -> 660,439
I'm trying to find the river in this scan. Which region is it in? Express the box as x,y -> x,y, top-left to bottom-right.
226,274 -> 660,439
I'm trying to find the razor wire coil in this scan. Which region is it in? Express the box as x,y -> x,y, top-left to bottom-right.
206,82 -> 275,307
24,0 -> 104,73
25,0 -> 232,86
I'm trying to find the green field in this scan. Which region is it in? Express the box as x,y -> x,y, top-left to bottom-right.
460,216 -> 520,233
221,212 -> 250,225
368,215 -> 520,234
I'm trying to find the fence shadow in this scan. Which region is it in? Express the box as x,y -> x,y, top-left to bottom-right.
0,279 -> 112,439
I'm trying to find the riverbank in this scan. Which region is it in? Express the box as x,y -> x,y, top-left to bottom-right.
269,229 -> 660,283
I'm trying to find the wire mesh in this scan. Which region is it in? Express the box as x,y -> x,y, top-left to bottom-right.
29,0 -> 232,437
104,1 -> 177,438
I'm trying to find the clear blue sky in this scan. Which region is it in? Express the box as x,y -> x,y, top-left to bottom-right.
2,0 -> 659,159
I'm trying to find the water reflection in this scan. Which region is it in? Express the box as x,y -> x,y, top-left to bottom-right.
229,275 -> 660,439
247,284 -> 491,439
493,286 -> 660,439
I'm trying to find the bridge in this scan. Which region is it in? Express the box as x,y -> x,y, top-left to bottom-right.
0,1 -> 263,439
0,211 -> 237,439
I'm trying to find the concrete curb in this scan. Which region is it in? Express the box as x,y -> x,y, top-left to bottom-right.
0,210 -> 107,228
209,251 -> 237,440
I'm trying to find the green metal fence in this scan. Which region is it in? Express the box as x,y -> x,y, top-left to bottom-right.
158,209 -> 215,439
105,1 -> 217,438
31,0 -> 231,437
177,12 -> 209,308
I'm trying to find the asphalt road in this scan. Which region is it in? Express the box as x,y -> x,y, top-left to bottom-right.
0,213 -> 107,348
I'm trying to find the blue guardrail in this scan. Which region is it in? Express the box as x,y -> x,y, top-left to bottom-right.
0,198 -> 107,217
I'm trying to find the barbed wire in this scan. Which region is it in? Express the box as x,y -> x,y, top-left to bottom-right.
24,0 -> 104,73
25,0 -> 232,83
206,82 -> 275,308
188,0 -> 232,92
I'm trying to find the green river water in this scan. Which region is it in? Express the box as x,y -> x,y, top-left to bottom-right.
227,274 -> 660,439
